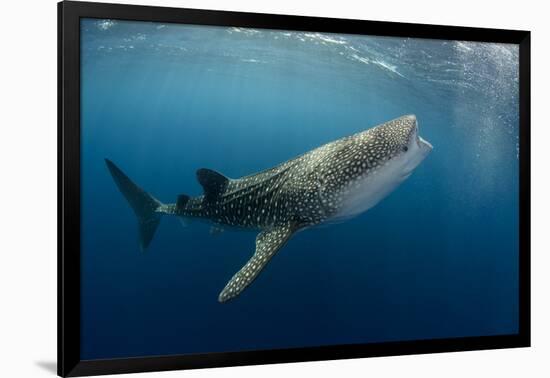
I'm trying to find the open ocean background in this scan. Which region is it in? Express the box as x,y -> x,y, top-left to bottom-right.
80,18 -> 519,360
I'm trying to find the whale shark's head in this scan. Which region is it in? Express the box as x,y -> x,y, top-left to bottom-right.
367,114 -> 433,176
319,114 -> 433,222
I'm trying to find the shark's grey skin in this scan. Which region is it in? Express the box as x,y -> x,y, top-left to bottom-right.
106,114 -> 432,302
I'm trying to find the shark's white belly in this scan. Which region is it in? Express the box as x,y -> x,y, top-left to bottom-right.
330,166 -> 407,222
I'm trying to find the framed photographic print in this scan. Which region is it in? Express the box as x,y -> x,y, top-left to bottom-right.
58,1 -> 530,376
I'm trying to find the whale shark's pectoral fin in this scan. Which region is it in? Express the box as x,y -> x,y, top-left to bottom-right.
218,223 -> 298,303
196,168 -> 230,202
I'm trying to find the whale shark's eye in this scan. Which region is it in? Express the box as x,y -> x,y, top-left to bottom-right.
403,146 -> 408,152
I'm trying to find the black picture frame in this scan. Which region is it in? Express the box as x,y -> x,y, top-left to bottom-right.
58,1 -> 531,376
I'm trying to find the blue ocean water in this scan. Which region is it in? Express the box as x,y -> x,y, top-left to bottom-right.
80,18 -> 520,360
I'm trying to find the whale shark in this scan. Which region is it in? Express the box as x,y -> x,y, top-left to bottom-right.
105,114 -> 433,302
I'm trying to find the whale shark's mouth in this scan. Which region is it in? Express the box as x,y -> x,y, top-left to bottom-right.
408,115 -> 432,151
400,129 -> 433,178
418,135 -> 433,151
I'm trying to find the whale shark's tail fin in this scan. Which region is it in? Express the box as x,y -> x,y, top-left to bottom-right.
105,159 -> 163,252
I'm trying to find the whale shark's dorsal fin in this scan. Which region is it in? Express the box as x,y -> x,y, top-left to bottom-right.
218,223 -> 298,302
196,168 -> 229,201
